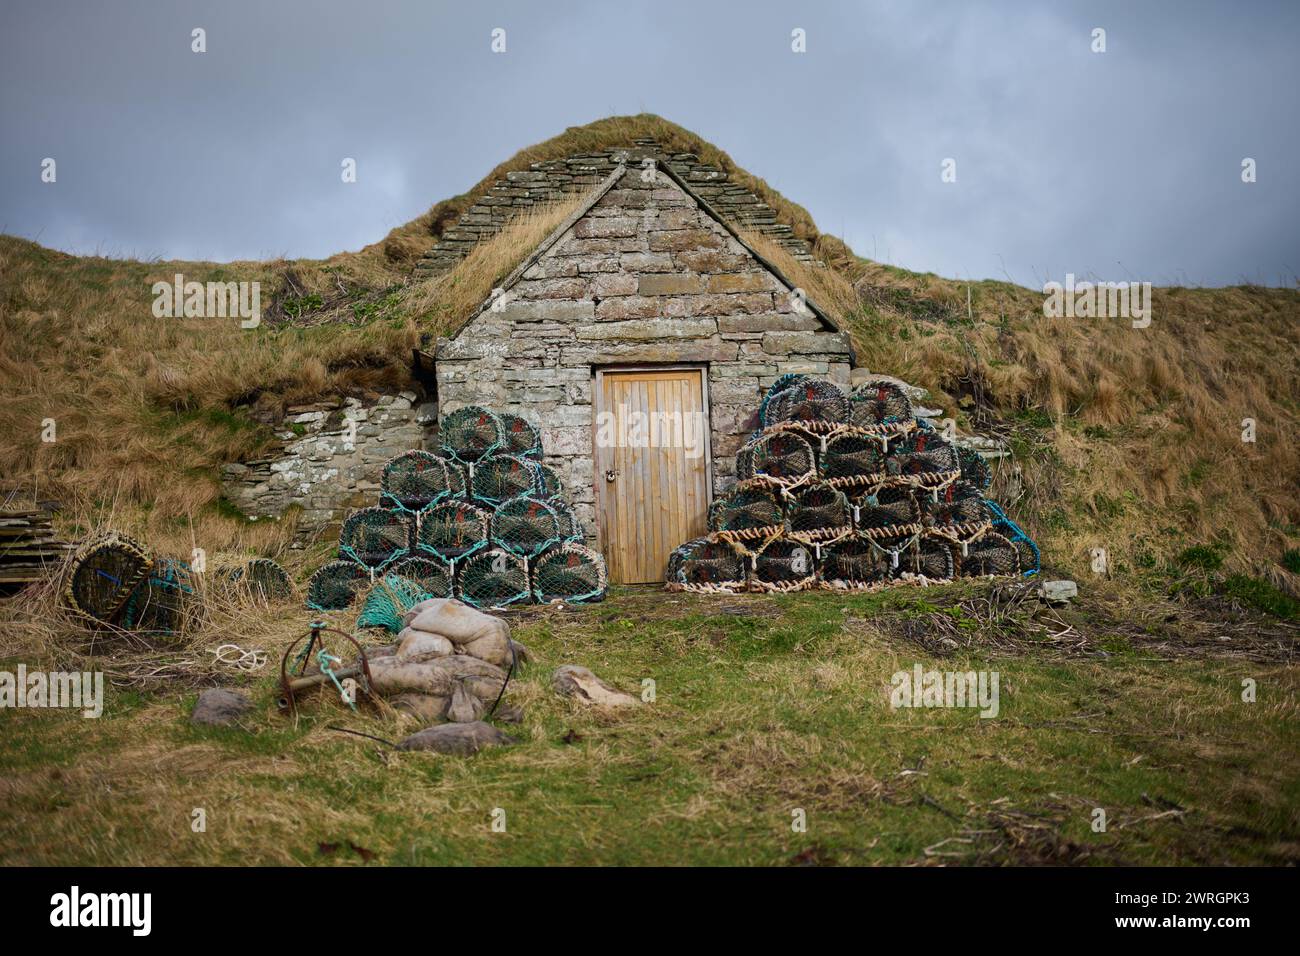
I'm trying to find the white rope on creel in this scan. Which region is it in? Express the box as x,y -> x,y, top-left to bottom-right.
210,644 -> 269,672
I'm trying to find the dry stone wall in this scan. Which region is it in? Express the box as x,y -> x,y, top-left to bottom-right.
414,138 -> 816,276
220,392 -> 438,541
435,164 -> 853,541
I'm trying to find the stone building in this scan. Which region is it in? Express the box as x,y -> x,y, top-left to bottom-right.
435,158 -> 853,583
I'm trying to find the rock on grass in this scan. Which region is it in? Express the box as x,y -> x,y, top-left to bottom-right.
396,721 -> 516,755
191,688 -> 252,727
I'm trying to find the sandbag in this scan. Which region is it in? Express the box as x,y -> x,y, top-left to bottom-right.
368,654 -> 506,699
401,598 -> 511,646
396,628 -> 454,661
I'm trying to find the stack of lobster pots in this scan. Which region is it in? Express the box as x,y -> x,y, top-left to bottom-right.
306,407 -> 607,612
666,375 -> 1039,593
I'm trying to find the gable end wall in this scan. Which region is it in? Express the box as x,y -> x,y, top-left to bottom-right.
435,168 -> 851,543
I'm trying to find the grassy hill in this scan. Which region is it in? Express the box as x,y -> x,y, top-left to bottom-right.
1,115 -> 1297,866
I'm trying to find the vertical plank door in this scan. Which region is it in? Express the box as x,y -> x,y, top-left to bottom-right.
594,368 -> 711,584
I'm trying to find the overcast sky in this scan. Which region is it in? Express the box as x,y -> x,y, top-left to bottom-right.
1,0 -> 1296,288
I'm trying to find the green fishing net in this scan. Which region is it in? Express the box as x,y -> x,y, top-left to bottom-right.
356,574 -> 433,632
957,445 -> 992,490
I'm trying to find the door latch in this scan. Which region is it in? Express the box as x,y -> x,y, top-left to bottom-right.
605,469 -> 619,482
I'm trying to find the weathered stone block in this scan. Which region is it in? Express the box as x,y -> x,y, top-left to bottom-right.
591,274 -> 639,297
637,273 -> 705,296
648,229 -> 725,252
761,331 -> 853,356
576,318 -> 718,341
718,312 -> 821,333
707,272 -> 779,293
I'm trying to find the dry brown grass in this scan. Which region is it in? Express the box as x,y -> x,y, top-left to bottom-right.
403,192 -> 588,329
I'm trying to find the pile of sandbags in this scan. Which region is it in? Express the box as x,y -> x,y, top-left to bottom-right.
364,598 -> 526,726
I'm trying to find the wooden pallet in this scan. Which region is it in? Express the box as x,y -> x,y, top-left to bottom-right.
0,510 -> 72,585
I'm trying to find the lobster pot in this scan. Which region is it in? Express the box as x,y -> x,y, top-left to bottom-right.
821,432 -> 886,481
957,446 -> 992,490
382,450 -> 456,512
445,459 -> 469,498
440,405 -> 504,464
470,454 -> 541,507
497,412 -> 543,460
870,534 -> 924,579
225,557 -> 294,601
534,462 -> 567,501
416,500 -> 491,562
64,532 -> 153,625
339,507 -> 412,571
120,558 -> 201,637
889,431 -> 960,480
357,574 -> 433,632
761,375 -> 850,428
921,481 -> 990,529
666,536 -> 747,591
985,503 -> 1040,576
853,487 -> 920,533
819,536 -> 884,588
492,496 -> 563,558
956,530 -> 1020,578
390,556 -> 453,599
850,379 -> 913,427
532,542 -> 608,603
708,482 -> 786,536
904,535 -> 957,581
752,538 -> 817,591
549,499 -> 584,542
788,482 -> 852,536
457,548 -> 531,609
736,431 -> 816,485
306,560 -> 371,611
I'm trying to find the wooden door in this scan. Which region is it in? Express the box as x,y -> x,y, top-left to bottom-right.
594,368 -> 711,584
